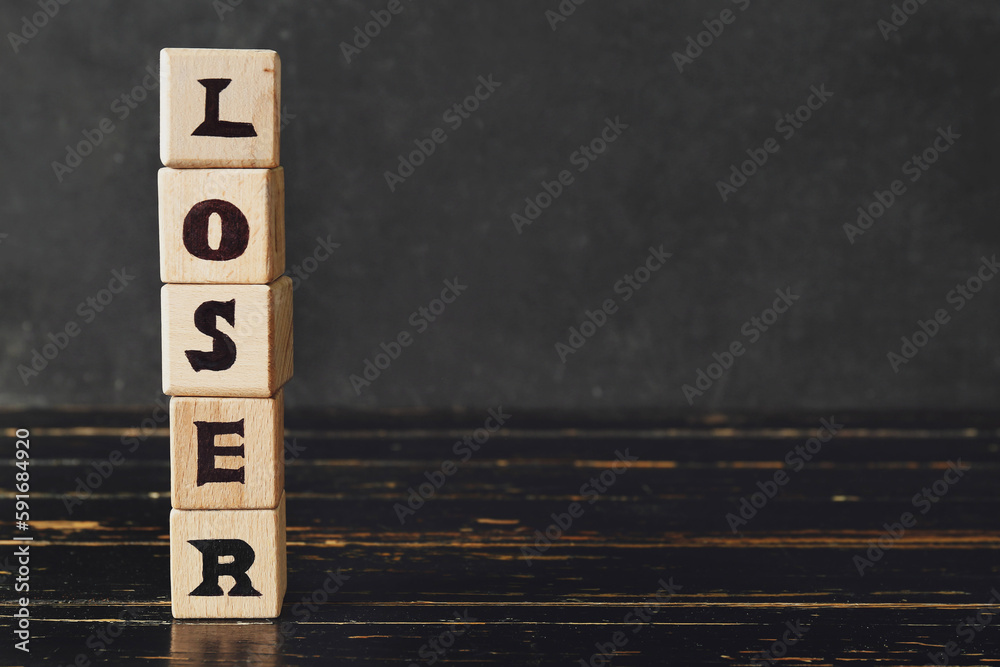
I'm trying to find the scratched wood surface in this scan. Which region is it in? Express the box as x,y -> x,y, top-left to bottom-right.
2,409 -> 1000,665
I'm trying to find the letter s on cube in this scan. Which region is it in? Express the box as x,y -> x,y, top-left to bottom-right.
161,278 -> 293,398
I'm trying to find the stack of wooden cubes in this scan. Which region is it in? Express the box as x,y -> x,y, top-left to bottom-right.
158,48 -> 290,618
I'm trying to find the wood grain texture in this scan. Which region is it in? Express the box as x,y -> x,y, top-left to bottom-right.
160,48 -> 280,168
170,494 -> 286,618
161,277 -> 293,397
170,392 -> 284,510
4,411 -> 1000,664
170,622 -> 284,665
158,167 -> 285,284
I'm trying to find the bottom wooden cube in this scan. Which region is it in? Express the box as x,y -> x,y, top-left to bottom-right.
170,494 -> 286,618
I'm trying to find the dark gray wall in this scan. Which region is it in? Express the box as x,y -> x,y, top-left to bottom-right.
2,0 -> 998,410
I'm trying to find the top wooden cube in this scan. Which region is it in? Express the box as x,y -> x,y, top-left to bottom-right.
160,48 -> 280,168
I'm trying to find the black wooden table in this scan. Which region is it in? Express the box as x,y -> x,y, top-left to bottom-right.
2,409 -> 999,665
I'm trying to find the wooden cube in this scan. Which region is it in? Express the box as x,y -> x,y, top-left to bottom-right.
162,277 -> 293,397
160,48 -> 280,168
170,392 -> 284,510
159,167 -> 285,284
170,494 -> 286,618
